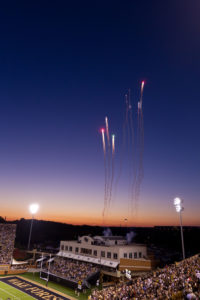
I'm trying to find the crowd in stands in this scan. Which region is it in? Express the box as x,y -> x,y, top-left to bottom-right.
0,225 -> 16,265
89,255 -> 200,300
11,264 -> 28,270
49,257 -> 99,282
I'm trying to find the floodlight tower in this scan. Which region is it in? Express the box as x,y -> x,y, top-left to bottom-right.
124,218 -> 128,232
173,197 -> 185,260
27,203 -> 39,250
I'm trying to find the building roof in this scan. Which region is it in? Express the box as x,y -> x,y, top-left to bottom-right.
98,236 -> 126,241
57,251 -> 119,268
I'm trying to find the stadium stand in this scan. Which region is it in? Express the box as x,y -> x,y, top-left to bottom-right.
0,224 -> 16,265
0,224 -> 27,275
89,254 -> 200,299
11,264 -> 28,270
49,257 -> 99,283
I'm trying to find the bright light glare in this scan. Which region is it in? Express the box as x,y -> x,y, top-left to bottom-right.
174,197 -> 184,213
29,203 -> 39,215
174,197 -> 181,206
175,205 -> 181,212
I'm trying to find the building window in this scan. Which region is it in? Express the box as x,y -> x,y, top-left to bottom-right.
113,253 -> 118,259
81,248 -> 92,255
129,253 -> 132,259
75,247 -> 79,253
69,246 -> 72,251
61,245 -> 64,251
107,252 -> 111,258
93,250 -> 97,256
65,246 -> 68,251
115,241 -> 117,245
134,252 -> 137,258
101,251 -> 105,257
139,252 -> 142,258
124,253 -> 127,258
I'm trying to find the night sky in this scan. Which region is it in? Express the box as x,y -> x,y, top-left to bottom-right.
0,1 -> 199,226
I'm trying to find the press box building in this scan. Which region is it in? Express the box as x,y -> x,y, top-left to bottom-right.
58,235 -> 152,275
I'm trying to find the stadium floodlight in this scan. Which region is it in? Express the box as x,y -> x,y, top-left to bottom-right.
29,203 -> 39,215
173,197 -> 185,260
27,203 -> 39,250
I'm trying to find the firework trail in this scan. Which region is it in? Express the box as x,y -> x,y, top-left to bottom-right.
105,116 -> 112,209
135,81 -> 145,210
112,134 -> 115,156
109,134 -> 115,207
101,117 -> 116,219
101,128 -> 108,218
105,116 -> 110,147
114,94 -> 129,198
140,81 -> 145,107
127,90 -> 137,215
115,90 -> 135,213
127,90 -> 133,194
125,94 -> 129,124
101,82 -> 145,221
101,128 -> 106,155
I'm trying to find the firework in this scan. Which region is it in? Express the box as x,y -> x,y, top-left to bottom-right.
101,128 -> 106,155
112,134 -> 115,156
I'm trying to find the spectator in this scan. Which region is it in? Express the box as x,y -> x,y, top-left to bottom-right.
90,255 -> 200,299
48,257 -> 99,283
0,224 -> 16,265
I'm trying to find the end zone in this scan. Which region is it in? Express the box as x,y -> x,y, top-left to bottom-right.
0,276 -> 74,300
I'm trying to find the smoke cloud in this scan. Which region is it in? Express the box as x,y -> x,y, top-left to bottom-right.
103,228 -> 112,237
126,231 -> 136,243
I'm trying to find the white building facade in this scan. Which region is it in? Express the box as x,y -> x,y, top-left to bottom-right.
58,235 -> 147,269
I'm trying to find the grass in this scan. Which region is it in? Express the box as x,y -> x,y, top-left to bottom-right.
0,280 -> 35,300
20,273 -> 93,300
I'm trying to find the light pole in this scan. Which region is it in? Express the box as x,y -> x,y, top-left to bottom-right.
46,253 -> 52,287
124,218 -> 128,237
173,197 -> 185,260
124,218 -> 128,228
27,203 -> 39,250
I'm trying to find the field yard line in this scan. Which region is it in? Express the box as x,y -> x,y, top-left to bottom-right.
0,287 -> 21,299
0,283 -> 37,300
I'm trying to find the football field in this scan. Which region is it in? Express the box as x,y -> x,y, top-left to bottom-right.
0,280 -> 35,300
0,276 -> 73,300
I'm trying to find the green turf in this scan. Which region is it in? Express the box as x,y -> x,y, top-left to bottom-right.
0,280 -> 35,300
20,273 -> 96,300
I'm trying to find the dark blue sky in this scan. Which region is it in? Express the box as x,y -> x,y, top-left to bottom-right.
0,1 -> 199,225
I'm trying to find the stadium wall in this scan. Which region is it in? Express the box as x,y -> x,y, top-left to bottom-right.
119,258 -> 152,272
0,268 -> 27,275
